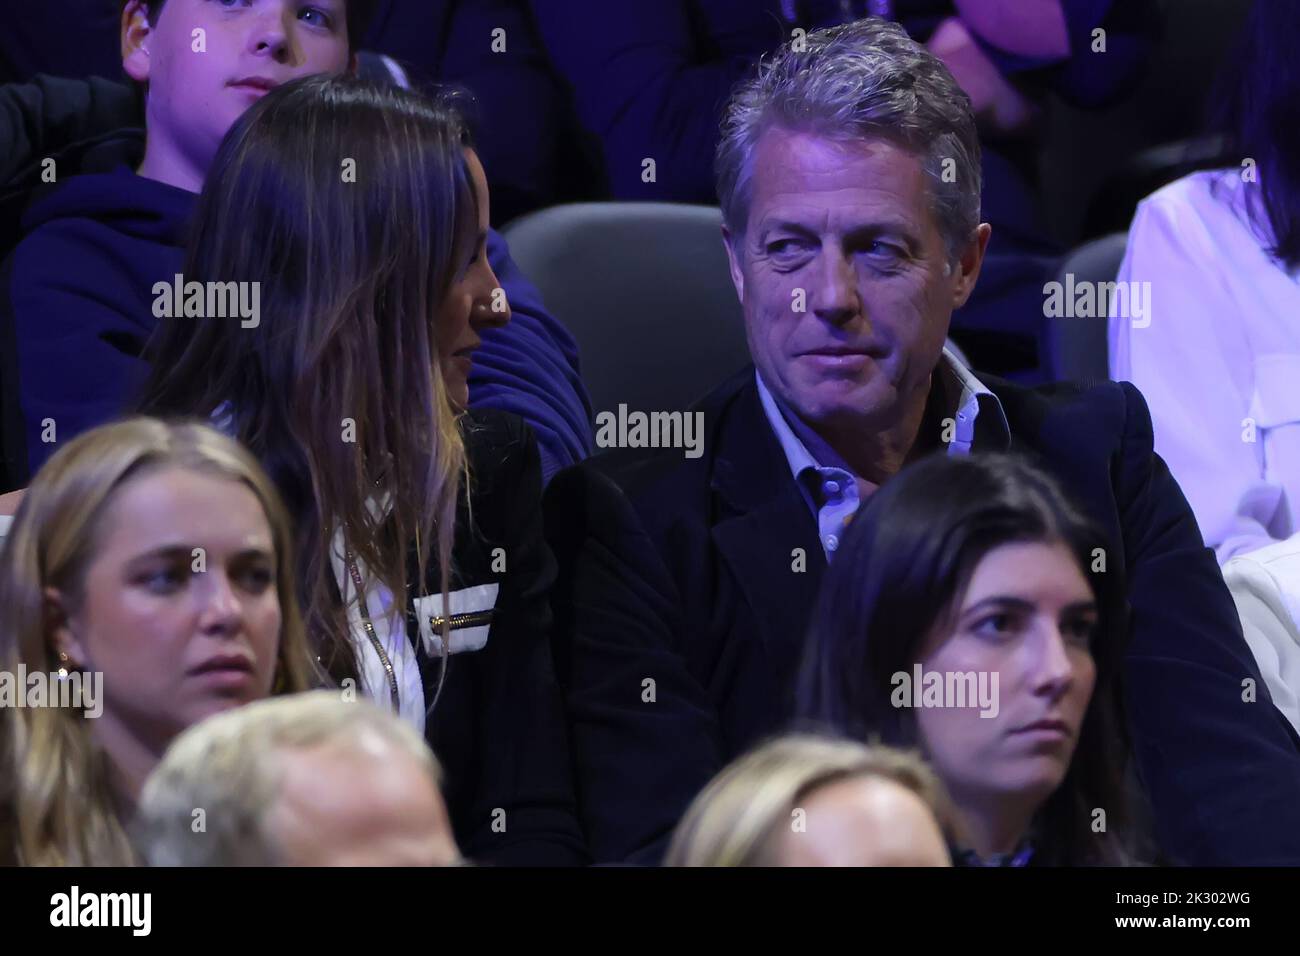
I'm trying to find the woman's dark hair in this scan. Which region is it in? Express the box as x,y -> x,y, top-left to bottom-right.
1208,1 -> 1300,269
797,452 -> 1139,866
138,74 -> 478,693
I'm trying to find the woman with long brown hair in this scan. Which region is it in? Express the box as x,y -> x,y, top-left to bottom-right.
0,418 -> 312,865
138,74 -> 587,865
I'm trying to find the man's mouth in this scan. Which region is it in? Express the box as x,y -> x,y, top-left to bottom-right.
228,77 -> 280,95
797,346 -> 883,371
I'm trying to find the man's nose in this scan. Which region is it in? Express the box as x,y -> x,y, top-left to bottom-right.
249,6 -> 293,61
811,248 -> 859,325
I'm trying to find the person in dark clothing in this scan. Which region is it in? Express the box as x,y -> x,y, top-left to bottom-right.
579,19 -> 1300,865
0,0 -> 591,490
139,75 -> 587,864
530,0 -> 1161,379
359,0 -> 605,224
543,464 -> 724,864
0,2 -> 123,84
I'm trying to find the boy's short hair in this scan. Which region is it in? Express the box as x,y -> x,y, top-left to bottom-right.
124,0 -> 376,51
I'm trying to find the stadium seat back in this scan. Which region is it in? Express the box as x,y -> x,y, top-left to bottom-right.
1046,233 -> 1128,384
502,202 -> 749,419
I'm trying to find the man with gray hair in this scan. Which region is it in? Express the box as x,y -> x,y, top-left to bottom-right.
587,18 -> 1300,865
135,692 -> 462,866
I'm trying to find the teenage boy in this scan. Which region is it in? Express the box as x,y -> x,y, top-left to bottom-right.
1,0 -> 591,483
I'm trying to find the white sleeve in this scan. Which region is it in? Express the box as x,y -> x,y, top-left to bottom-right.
1109,187 -> 1277,562
1224,548 -> 1300,736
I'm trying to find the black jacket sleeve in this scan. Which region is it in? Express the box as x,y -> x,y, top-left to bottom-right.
544,463 -> 724,864
0,75 -> 138,187
442,413 -> 589,865
1116,382 -> 1300,865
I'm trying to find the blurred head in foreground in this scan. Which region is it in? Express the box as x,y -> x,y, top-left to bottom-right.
137,691 -> 460,866
665,734 -> 952,867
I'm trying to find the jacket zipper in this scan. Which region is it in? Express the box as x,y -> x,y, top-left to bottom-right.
346,554 -> 400,713
427,609 -> 494,632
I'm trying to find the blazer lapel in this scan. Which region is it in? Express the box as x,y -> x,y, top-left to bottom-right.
709,375 -> 827,677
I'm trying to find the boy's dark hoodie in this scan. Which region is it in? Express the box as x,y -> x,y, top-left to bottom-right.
2,130 -> 592,486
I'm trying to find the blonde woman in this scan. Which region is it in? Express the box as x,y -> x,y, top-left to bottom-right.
666,735 -> 953,867
0,418 -> 312,865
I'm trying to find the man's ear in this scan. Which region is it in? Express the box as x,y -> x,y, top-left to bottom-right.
721,224 -> 745,304
122,0 -> 153,84
951,222 -> 992,310
43,587 -> 86,670
348,52 -> 361,76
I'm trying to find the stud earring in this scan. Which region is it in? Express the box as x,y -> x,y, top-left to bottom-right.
57,651 -> 69,680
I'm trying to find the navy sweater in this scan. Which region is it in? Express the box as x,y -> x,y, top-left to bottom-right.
4,139 -> 592,483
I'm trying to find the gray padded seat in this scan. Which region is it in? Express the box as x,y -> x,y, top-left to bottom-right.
502,202 -> 749,418
1046,232 -> 1128,383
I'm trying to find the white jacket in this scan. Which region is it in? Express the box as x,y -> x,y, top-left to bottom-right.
1110,169 -> 1300,565
1224,536 -> 1300,736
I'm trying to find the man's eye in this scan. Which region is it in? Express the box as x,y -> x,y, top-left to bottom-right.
863,241 -> 903,259
300,6 -> 334,28
767,239 -> 810,258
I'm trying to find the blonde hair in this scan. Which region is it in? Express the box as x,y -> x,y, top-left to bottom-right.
136,690 -> 443,866
0,418 -> 312,865
665,734 -> 953,867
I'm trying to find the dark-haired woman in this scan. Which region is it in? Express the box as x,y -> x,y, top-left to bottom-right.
800,453 -> 1148,866
138,75 -> 586,865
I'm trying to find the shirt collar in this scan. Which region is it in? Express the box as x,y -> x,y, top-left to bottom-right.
943,349 -> 1011,455
755,347 -> 1010,487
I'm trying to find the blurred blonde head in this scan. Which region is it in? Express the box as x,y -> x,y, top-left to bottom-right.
666,734 -> 954,867
137,691 -> 460,866
0,417 -> 311,865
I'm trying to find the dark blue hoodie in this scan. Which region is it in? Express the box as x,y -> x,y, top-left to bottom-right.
4,140 -> 593,482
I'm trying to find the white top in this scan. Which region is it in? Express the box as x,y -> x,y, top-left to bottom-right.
1110,168 -> 1300,564
328,525 -> 500,737
0,514 -> 11,547
329,527 -> 428,733
1224,536 -> 1300,736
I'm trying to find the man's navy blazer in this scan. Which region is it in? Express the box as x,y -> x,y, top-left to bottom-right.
592,365 -> 1300,866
